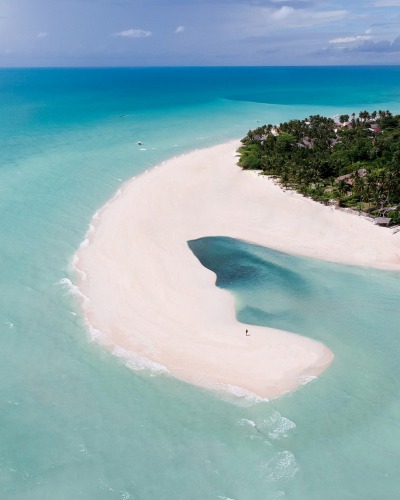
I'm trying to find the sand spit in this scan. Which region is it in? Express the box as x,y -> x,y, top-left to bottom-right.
75,140 -> 400,399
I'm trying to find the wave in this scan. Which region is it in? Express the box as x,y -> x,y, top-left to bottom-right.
112,345 -> 169,374
258,451 -> 299,484
258,411 -> 296,440
57,277 -> 88,304
299,374 -> 318,386
238,418 -> 256,427
212,382 -> 268,404
238,411 -> 296,440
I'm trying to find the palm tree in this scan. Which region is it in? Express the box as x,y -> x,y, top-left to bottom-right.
352,172 -> 365,199
336,179 -> 351,199
384,170 -> 398,204
361,178 -> 373,207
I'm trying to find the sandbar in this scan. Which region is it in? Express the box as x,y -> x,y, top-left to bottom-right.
75,140 -> 400,399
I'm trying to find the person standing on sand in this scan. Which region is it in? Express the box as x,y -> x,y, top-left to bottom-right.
246,329 -> 249,336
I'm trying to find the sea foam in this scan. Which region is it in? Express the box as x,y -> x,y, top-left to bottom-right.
57,277 -> 89,303
112,345 -> 169,374
258,411 -> 296,440
258,451 -> 299,484
215,382 -> 268,404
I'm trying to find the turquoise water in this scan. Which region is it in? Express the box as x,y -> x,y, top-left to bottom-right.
189,237 -> 400,498
1,67 -> 400,499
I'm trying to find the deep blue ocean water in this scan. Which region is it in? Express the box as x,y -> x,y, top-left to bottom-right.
1,66 -> 400,499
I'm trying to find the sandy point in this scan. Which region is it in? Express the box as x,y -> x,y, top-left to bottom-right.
74,140 -> 400,400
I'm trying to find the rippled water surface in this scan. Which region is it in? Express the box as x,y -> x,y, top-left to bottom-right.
1,67 -> 400,499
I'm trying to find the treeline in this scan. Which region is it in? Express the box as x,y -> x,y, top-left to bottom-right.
238,110 -> 400,224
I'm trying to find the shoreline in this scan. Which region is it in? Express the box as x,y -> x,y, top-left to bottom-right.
74,139 -> 400,400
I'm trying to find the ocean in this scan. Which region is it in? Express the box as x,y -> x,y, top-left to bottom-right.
1,66 -> 400,499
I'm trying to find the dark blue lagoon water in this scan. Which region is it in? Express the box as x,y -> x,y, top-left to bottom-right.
1,67 -> 400,498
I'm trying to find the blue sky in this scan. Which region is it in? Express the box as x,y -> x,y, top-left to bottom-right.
0,0 -> 400,66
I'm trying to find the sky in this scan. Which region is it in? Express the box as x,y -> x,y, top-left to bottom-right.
0,0 -> 400,66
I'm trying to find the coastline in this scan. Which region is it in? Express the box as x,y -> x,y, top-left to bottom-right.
74,139 -> 400,400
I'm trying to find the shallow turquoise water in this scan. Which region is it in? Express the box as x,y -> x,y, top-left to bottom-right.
189,237 -> 400,498
1,67 -> 400,499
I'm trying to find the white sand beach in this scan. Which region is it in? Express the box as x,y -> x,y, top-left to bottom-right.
75,140 -> 400,399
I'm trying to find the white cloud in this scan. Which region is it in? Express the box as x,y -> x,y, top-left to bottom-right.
228,4 -> 349,41
311,10 -> 347,22
271,6 -> 294,21
264,7 -> 347,29
329,35 -> 372,44
174,26 -> 185,34
113,28 -> 152,38
37,32 -> 48,38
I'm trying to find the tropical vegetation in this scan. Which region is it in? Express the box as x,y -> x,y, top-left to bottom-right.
238,110 -> 400,225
